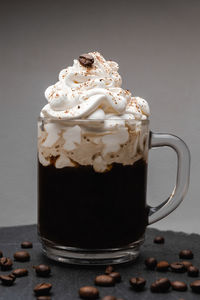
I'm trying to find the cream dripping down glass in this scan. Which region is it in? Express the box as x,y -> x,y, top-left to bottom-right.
38,52 -> 190,265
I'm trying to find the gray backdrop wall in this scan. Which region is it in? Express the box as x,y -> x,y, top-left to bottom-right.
0,0 -> 199,233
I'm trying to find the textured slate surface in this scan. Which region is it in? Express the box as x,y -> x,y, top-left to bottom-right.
0,225 -> 200,299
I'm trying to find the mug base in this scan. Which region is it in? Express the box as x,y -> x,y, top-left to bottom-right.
40,237 -> 144,265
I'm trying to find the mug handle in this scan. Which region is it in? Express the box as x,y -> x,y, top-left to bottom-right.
148,132 -> 190,225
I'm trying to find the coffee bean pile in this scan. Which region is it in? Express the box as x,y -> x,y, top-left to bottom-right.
79,265 -> 124,299
79,236 -> 200,298
142,235 -> 200,294
1,235 -> 200,299
0,242 -> 52,299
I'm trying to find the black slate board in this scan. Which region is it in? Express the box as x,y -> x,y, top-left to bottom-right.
0,225 -> 200,299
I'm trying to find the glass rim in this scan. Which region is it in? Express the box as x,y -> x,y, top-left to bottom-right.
38,116 -> 149,124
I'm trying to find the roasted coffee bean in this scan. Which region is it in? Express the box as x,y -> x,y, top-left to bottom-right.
79,286 -> 99,299
101,296 -> 116,300
21,241 -> 33,248
0,274 -> 16,286
188,265 -> 199,277
145,257 -> 157,270
33,264 -> 51,277
0,251 -> 3,258
9,274 -> 15,279
79,54 -> 94,67
14,251 -> 30,262
150,278 -> 171,293
154,236 -> 165,244
109,272 -> 121,283
179,249 -> 193,259
181,261 -> 193,269
0,257 -> 13,271
171,281 -> 187,291
12,268 -> 28,277
34,283 -> 52,296
156,261 -> 169,271
170,262 -> 186,273
129,277 -> 146,291
37,297 -> 51,300
105,265 -> 114,274
190,280 -> 200,293
95,274 -> 115,286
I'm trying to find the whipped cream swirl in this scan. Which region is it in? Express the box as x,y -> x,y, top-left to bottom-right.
41,52 -> 150,121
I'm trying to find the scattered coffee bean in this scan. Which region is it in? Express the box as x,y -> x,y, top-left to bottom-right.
0,257 -> 13,271
179,249 -> 193,259
33,264 -> 51,277
156,261 -> 169,271
0,251 -> 3,258
79,286 -> 99,299
188,265 -> 199,277
12,268 -> 28,277
129,277 -> 146,291
105,265 -> 114,274
150,278 -> 171,293
0,274 -> 16,286
190,280 -> 200,293
181,261 -> 193,269
170,262 -> 186,273
79,54 -> 94,67
14,251 -> 30,262
34,283 -> 52,296
95,275 -> 115,287
145,257 -> 157,270
37,297 -> 51,300
21,241 -> 33,249
101,296 -> 116,300
171,281 -> 187,291
154,236 -> 165,244
109,272 -> 121,283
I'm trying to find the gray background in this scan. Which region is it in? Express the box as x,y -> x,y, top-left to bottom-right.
0,0 -> 199,232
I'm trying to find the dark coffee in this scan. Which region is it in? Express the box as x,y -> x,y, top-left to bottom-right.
38,158 -> 149,249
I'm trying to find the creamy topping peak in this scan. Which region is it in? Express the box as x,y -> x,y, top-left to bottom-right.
41,52 -> 150,121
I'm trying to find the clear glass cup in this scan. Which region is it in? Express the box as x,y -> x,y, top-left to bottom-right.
38,117 -> 190,265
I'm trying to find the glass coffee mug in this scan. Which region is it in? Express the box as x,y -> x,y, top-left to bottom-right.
38,118 -> 190,265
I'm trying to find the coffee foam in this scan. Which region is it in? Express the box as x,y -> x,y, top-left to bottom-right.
38,121 -> 149,172
41,52 -> 150,122
39,52 -> 150,171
